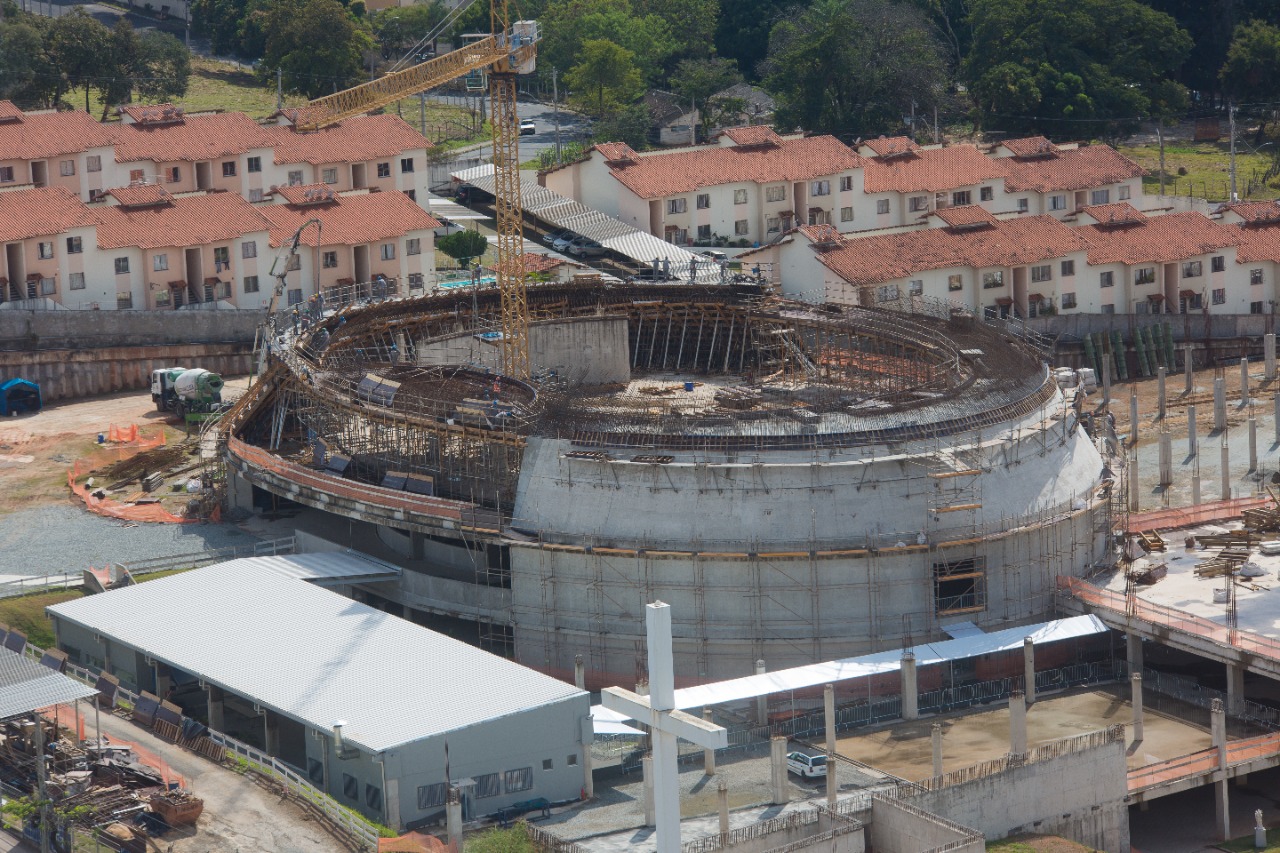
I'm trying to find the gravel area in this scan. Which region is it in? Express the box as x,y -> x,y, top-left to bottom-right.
0,504 -> 264,576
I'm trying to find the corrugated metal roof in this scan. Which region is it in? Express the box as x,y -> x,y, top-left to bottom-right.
48,562 -> 585,752
215,552 -> 401,586
0,648 -> 97,720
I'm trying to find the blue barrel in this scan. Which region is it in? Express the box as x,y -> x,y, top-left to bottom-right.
684,382 -> 695,392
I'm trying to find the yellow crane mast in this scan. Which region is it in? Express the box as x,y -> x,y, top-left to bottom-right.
293,1 -> 537,380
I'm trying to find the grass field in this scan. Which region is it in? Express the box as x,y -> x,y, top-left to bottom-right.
0,590 -> 84,648
1118,139 -> 1280,202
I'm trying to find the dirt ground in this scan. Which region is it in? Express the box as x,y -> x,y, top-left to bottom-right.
1106,362 -> 1279,444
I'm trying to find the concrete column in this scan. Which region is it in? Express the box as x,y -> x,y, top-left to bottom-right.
1185,345 -> 1195,393
153,663 -> 171,702
1227,663 -> 1246,716
1257,808 -> 1268,849
446,794 -> 463,853
263,710 -> 279,757
1250,417 -> 1259,472
824,683 -> 837,807
1126,633 -> 1144,675
1267,334 -> 1277,381
754,660 -> 767,726
1157,366 -> 1167,419
574,654 -> 585,690
1275,393 -> 1280,443
1188,405 -> 1198,457
1212,699 -> 1230,841
1131,673 -> 1144,744
1193,471 -> 1202,505
1242,357 -> 1251,404
1159,429 -> 1173,486
703,709 -> 716,775
206,685 -> 225,732
1128,455 -> 1140,512
900,651 -> 918,720
717,778 -> 729,836
1103,359 -> 1112,405
770,735 -> 789,805
931,723 -> 943,778
1222,441 -> 1232,501
1023,637 -> 1036,704
1215,377 -> 1227,430
1130,390 -> 1139,445
1009,689 -> 1028,756
641,755 -> 655,827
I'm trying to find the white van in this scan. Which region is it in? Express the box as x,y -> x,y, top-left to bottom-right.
786,752 -> 827,778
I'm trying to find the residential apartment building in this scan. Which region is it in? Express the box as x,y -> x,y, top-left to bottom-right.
0,184 -> 440,311
540,128 -> 1146,246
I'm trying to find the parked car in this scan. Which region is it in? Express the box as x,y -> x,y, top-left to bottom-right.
701,250 -> 728,262
520,118 -> 537,136
542,228 -> 569,247
551,232 -> 576,252
568,236 -> 606,257
786,752 -> 827,778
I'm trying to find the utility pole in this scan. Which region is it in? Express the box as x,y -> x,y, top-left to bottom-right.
1229,102 -> 1238,202
276,68 -> 283,112
419,91 -> 427,139
552,66 -> 561,163
1157,125 -> 1166,196
933,105 -> 939,145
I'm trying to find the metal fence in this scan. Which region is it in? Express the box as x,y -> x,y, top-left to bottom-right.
1141,667 -> 1280,730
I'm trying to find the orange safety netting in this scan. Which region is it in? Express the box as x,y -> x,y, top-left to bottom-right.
39,704 -> 187,790
67,457 -> 221,525
378,831 -> 447,853
106,423 -> 167,448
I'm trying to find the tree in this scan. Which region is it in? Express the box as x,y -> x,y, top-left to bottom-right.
45,10 -> 111,111
539,0 -> 676,85
633,0 -> 719,67
261,0 -> 373,98
670,56 -> 742,139
965,0 -> 1192,138
192,0 -> 252,57
97,19 -> 141,116
0,20 -> 57,107
437,230 -> 490,269
760,0 -> 948,139
715,0 -> 801,82
565,38 -> 644,116
372,1 -> 447,60
1221,21 -> 1280,142
592,101 -> 651,149
136,31 -> 192,103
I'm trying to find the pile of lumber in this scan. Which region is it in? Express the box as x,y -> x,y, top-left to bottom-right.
1197,530 -> 1262,548
1136,530 -> 1166,552
1195,547 -> 1252,578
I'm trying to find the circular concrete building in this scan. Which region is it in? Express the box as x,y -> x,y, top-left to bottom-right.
224,281 -> 1110,688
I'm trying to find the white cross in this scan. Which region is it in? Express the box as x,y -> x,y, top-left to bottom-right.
602,601 -> 728,853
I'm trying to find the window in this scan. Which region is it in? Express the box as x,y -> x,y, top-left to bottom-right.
213,246 -> 230,271
169,166 -> 181,183
1252,268 -> 1265,285
876,199 -> 890,215
86,155 -> 101,172
1099,271 -> 1114,288
114,257 -> 130,275
1118,185 -> 1131,200
1102,303 -> 1115,314
952,190 -> 971,206
222,161 -> 237,177
408,272 -> 425,289
400,157 -> 414,173
116,290 -> 131,308
728,188 -> 747,205
153,254 -> 168,272
153,289 -> 170,306
406,238 -> 421,256
89,189 -> 105,203
1211,255 -> 1225,273
322,251 -> 338,269
505,767 -> 533,793
667,198 -> 687,215
418,783 -> 447,809
810,181 -> 829,197
287,255 -> 301,271
934,556 -> 986,615
377,162 -> 391,178
839,176 -> 853,192
0,166 -> 12,183
249,188 -> 264,202
66,237 -> 82,254
948,274 -> 963,292
766,216 -> 781,234
1017,198 -> 1029,212
840,206 -> 853,222
307,759 -> 325,786
287,288 -> 302,305
1090,189 -> 1110,205
909,279 -> 923,296
242,241 -> 257,259
1213,287 -> 1226,305
1252,301 -> 1265,314
567,754 -> 579,767
697,224 -> 711,240
1061,259 -> 1075,276
909,196 -> 928,212
1182,292 -> 1203,311
244,275 -> 260,293
1050,194 -> 1066,211
696,193 -> 710,209
322,167 -> 338,184
1183,261 -> 1203,278
1061,292 -> 1077,309
69,272 -> 85,290
980,187 -> 993,201
981,271 -> 1003,289
59,160 -> 75,176
243,155 -> 261,173
288,170 -> 303,186
381,243 -> 396,261
365,784 -> 382,811
1134,267 -> 1155,285
876,283 -> 900,302
37,242 -> 53,260
129,169 -> 145,183
404,189 -> 416,201
475,773 -> 501,798
765,185 -> 786,203
542,759 -> 554,771
734,219 -> 749,236
1031,264 -> 1051,283
342,774 -> 358,800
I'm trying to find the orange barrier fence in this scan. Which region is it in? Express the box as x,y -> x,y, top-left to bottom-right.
106,423 -> 166,448
1128,495 -> 1273,533
67,458 -> 219,525
39,704 -> 187,790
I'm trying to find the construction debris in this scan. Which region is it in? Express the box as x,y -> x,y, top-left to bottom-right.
1135,530 -> 1166,552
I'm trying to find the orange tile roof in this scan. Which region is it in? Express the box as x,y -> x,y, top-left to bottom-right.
862,136 -> 920,158
999,136 -> 1060,158
1079,202 -> 1147,225
265,114 -> 431,166
269,183 -> 337,205
1221,200 -> 1280,224
603,135 -> 864,199
1080,211 -> 1236,265
521,252 -> 582,273
119,103 -> 187,125
796,223 -> 841,244
259,190 -> 441,247
111,112 -> 275,163
1228,221 -> 1280,263
0,187 -> 101,242
104,184 -> 174,207
862,145 -> 1004,194
594,142 -> 641,163
0,101 -> 22,123
815,215 -> 1088,286
0,109 -> 116,160
720,126 -> 782,147
931,205 -> 998,228
95,191 -> 269,250
1001,145 -> 1143,193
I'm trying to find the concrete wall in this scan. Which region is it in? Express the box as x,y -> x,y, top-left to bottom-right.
415,316 -> 631,385
868,797 -> 983,853
907,739 -> 1129,853
0,308 -> 263,350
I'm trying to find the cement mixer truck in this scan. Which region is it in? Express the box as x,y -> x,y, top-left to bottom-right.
151,367 -> 227,422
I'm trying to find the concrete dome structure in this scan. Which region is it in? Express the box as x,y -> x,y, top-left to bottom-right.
224,280 -> 1111,688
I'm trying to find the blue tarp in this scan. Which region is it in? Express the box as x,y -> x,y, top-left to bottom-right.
0,378 -> 40,416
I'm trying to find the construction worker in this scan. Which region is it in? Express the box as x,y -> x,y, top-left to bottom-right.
291,307 -> 300,334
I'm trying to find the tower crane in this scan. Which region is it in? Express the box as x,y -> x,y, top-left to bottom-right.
291,0 -> 538,380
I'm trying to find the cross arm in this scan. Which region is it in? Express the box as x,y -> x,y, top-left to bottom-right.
601,687 -> 728,750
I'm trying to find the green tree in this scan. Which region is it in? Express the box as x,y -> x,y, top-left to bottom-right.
670,56 -> 742,139
261,0 -> 373,98
1221,21 -> 1280,142
437,230 -> 490,268
965,0 -> 1192,138
565,38 -> 644,116
592,100 -> 651,148
97,19 -> 141,116
715,0 -> 802,82
0,20 -> 57,107
136,31 -> 192,102
46,10 -> 112,112
761,0 -> 948,139
634,0 -> 719,66
372,1 -> 447,60
192,0 -> 252,57
463,825 -> 536,853
539,0 -> 676,85
1145,0 -> 1278,102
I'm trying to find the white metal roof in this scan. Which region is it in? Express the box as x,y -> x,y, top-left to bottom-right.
425,193 -> 487,221
210,552 -> 402,587
0,647 -> 97,720
592,614 -> 1106,723
48,561 -> 585,752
